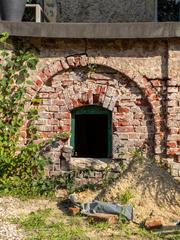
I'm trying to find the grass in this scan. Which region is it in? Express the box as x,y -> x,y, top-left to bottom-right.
9,206 -> 180,240
13,209 -> 88,240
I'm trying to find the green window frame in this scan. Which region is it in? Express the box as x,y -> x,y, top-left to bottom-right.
70,105 -> 112,158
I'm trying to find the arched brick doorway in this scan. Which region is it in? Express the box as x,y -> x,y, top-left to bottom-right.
71,105 -> 112,158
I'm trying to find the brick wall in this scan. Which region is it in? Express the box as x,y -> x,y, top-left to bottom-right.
20,38 -> 180,180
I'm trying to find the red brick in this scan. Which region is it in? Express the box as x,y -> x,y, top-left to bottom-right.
62,80 -> 73,87
69,207 -> 80,216
34,79 -> 43,87
39,132 -> 47,138
135,99 -> 148,106
54,113 -> 70,119
39,93 -> 49,98
48,106 -> 59,112
118,121 -> 129,126
53,126 -> 61,131
88,213 -> 119,224
74,56 -> 81,66
167,149 -> 176,155
72,99 -> 80,108
39,112 -> 54,119
61,59 -> 69,69
116,126 -> 134,132
47,119 -> 59,125
43,67 -> 52,78
167,141 -> 177,148
117,107 -> 129,113
61,125 -> 70,131
52,60 -> 63,73
37,125 -> 54,132
96,86 -> 101,94
144,217 -> 163,230
38,71 -> 48,82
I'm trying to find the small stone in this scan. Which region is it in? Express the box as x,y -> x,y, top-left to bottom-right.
62,146 -> 73,153
144,217 -> 163,230
69,190 -> 100,204
55,189 -> 68,199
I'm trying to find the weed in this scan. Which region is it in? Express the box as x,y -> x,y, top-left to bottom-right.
130,148 -> 146,163
19,208 -> 51,230
88,64 -> 97,73
116,189 -> 134,205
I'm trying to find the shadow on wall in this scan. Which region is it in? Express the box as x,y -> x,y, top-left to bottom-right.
112,71 -> 156,157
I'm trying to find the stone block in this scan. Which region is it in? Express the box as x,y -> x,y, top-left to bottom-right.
62,146 -> 73,153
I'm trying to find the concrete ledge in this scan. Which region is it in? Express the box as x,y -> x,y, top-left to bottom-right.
0,21 -> 180,39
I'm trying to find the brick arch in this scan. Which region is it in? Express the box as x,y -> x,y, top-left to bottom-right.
27,54 -> 162,157
30,55 -> 160,114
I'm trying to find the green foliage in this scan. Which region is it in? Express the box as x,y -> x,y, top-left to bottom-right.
0,32 -> 54,197
10,202 -> 178,240
55,166 -> 120,195
55,131 -> 70,141
89,221 -> 109,231
116,189 -> 134,205
17,208 -> 52,230
130,147 -> 145,163
88,64 -> 97,73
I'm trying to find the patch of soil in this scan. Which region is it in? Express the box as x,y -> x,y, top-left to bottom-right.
103,160 -> 180,225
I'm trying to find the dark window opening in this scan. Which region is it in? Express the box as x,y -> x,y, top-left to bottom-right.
74,114 -> 108,158
158,0 -> 179,21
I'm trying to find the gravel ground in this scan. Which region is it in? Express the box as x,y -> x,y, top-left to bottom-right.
0,220 -> 24,240
0,197 -> 24,240
0,197 -> 58,240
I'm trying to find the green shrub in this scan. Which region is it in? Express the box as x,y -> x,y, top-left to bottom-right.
0,32 -> 54,197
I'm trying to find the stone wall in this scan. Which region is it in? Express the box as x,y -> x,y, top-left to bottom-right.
43,0 -> 156,22
20,38 -> 180,180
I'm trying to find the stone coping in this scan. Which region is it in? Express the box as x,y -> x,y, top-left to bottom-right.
0,21 -> 180,39
70,158 -> 121,172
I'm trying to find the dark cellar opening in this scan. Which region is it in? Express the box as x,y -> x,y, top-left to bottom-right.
74,114 -> 108,158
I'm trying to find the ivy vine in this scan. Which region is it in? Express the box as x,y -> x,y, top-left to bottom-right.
0,33 -> 53,197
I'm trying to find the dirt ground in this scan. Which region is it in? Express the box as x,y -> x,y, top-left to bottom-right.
0,159 -> 179,240
103,159 -> 180,225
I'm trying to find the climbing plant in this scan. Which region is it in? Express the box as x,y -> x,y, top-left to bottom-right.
0,33 -> 53,197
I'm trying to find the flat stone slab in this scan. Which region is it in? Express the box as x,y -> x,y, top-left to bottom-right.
1,21 -> 180,39
70,157 -> 120,171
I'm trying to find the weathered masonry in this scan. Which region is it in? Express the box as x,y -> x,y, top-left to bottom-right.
2,22 -> 180,181
43,0 -> 157,22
